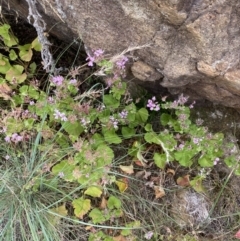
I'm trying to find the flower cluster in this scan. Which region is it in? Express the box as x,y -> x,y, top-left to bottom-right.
80,117 -> 90,132
119,110 -> 128,119
53,109 -> 68,121
192,137 -> 203,145
109,116 -> 118,129
147,96 -> 160,111
51,75 -> 64,86
116,56 -> 128,70
144,231 -> 154,240
86,49 -> 104,66
5,133 -> 23,143
69,78 -> 77,85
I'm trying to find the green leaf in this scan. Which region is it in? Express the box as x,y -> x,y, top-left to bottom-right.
234,166 -> 240,176
224,156 -> 237,168
5,64 -> 27,83
111,81 -> 126,100
121,221 -> 140,236
24,118 -> 35,130
19,44 -> 33,62
160,113 -> 172,125
91,133 -> 105,148
96,145 -> 114,164
190,176 -> 206,193
6,117 -> 24,134
19,85 -> 29,96
144,132 -> 158,144
153,153 -> 167,169
174,149 -> 194,167
0,54 -> 11,74
63,121 -> 84,136
89,208 -> 106,224
121,126 -> 135,139
136,108 -> 148,123
103,94 -> 119,108
103,129 -> 122,144
9,49 -> 18,60
28,86 -> 39,99
29,62 -> 37,75
107,196 -> 121,210
0,24 -> 10,40
198,156 -> 213,167
56,134 -> 70,148
72,197 -> 91,219
51,160 -> 75,181
144,123 -> 152,132
84,186 -> 102,198
31,37 -> 42,51
0,24 -> 18,46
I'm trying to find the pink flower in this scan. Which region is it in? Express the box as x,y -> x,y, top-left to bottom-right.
86,54 -> 95,66
147,97 -> 160,111
69,79 -> 77,85
144,231 -> 154,240
53,109 -> 68,121
116,56 -> 128,69
235,229 -> 240,239
51,75 -> 64,86
4,136 -> 11,142
86,49 -> 104,66
94,49 -> 104,57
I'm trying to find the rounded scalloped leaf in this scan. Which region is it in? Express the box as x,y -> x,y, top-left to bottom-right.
63,121 -> 84,136
0,54 -> 11,74
96,144 -> 114,164
89,208 -> 106,224
153,153 -> 167,169
72,197 -> 91,219
5,65 -> 27,83
135,107 -> 149,123
0,24 -> 18,47
51,160 -> 75,181
9,49 -> 18,61
19,44 -> 33,62
107,196 -> 121,209
121,126 -> 135,139
31,37 -> 42,51
84,186 -> 102,198
103,129 -> 122,144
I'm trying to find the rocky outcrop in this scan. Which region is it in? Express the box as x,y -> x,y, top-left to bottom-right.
3,0 -> 240,108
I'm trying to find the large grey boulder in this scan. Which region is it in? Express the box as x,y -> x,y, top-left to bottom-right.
3,0 -> 240,108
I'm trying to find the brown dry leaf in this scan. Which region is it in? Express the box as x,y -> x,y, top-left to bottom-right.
154,185 -> 165,199
119,164 -> 134,174
0,83 -> 12,100
85,225 -> 96,233
99,196 -> 107,209
113,235 -> 127,241
135,170 -> 145,178
167,168 -> 175,176
143,170 -> 151,179
134,159 -> 146,167
176,175 -> 190,187
135,170 -> 151,179
150,176 -> 160,183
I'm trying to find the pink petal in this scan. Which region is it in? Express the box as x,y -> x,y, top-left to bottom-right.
235,230 -> 240,239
